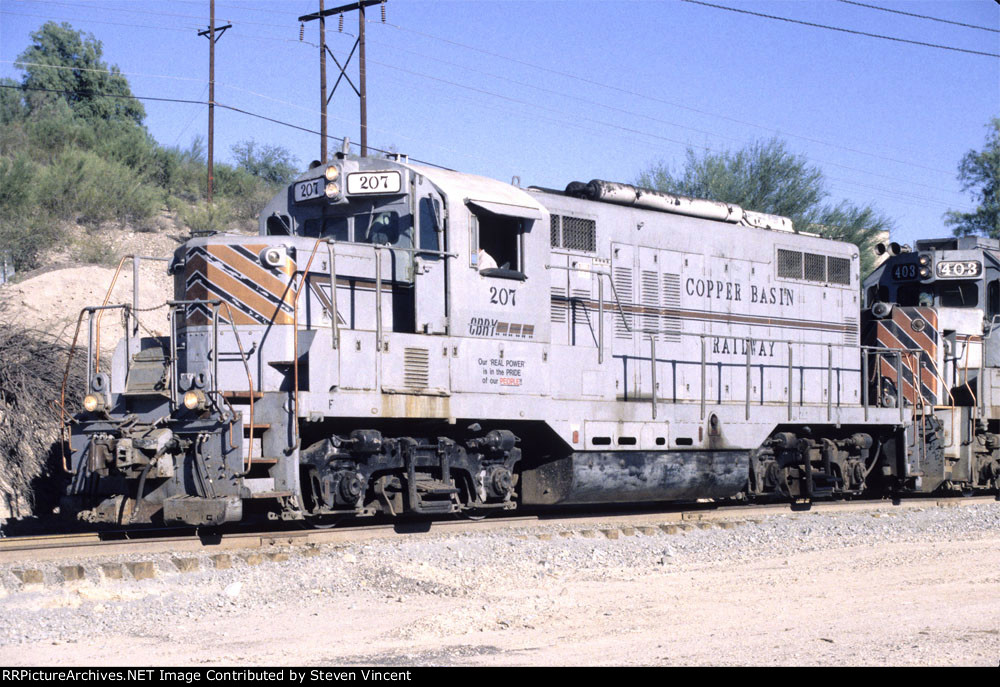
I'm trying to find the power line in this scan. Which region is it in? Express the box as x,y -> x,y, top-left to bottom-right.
0,83 -> 450,168
4,52 -> 972,209
21,0 -> 318,32
680,0 -> 1000,58
369,19 -> 959,175
835,0 -> 1000,34
3,4 -> 965,175
0,6 -> 976,210
320,30 -> 967,198
0,9 -> 306,46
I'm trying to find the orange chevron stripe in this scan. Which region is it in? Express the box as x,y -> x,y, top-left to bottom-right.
208,244 -> 296,304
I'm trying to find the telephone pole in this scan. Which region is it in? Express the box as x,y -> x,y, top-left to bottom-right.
300,0 -> 385,159
198,0 -> 230,202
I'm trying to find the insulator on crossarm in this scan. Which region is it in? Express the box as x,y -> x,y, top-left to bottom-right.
338,14 -> 343,32
299,23 -> 304,41
381,0 -> 386,22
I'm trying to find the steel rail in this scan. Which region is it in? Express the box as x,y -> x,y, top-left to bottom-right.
2,495 -> 994,565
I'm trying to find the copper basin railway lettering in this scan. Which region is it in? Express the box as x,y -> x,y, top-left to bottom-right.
54,152 -> 999,530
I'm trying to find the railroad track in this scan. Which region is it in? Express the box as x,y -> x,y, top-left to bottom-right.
1,495 -> 996,566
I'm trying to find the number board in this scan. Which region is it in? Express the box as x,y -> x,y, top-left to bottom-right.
346,171 -> 402,195
293,178 -> 325,203
936,260 -> 982,279
891,263 -> 918,281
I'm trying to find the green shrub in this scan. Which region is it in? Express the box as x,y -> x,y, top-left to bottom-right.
179,198 -> 233,234
38,149 -> 160,225
0,154 -> 63,271
154,141 -> 205,203
0,215 -> 62,271
0,154 -> 38,216
74,232 -> 117,265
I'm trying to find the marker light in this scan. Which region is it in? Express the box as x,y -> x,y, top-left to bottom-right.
183,390 -> 207,411
83,394 -> 105,413
261,247 -> 284,267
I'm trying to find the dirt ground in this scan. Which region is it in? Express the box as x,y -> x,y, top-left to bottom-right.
1,505 -> 998,666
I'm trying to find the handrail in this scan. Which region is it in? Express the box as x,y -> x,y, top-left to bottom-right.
546,258 -> 932,423
59,303 -> 130,473
93,254 -> 171,370
287,238 -> 460,453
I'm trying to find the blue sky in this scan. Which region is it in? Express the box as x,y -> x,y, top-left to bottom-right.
2,0 -> 998,247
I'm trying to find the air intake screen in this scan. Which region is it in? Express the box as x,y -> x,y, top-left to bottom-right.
777,249 -> 802,279
550,215 -> 596,252
828,256 -> 851,285
562,217 -> 597,252
804,253 -> 826,281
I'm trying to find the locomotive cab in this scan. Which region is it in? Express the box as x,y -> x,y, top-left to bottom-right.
863,236 -> 1000,493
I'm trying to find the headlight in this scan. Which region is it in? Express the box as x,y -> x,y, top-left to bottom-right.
83,394 -> 106,413
183,390 -> 207,411
324,166 -> 340,181
325,182 -> 340,198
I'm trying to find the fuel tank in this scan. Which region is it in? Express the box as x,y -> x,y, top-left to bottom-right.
520,450 -> 749,505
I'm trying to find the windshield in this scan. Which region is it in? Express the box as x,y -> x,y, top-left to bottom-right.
896,280 -> 979,308
301,207 -> 413,249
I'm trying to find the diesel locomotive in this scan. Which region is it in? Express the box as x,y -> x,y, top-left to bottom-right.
60,147 -> 999,526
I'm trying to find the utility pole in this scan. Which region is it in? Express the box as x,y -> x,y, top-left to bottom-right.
300,0 -> 385,159
198,0 -> 231,202
319,0 -> 327,163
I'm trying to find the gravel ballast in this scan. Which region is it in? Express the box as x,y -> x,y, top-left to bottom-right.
1,501 -> 998,666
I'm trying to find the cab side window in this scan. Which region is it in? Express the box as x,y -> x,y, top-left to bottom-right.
418,197 -> 440,251
470,208 -> 525,280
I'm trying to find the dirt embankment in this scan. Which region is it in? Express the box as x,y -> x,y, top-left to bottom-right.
2,224 -> 186,353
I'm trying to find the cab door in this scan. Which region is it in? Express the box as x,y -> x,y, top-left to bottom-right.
413,179 -> 448,335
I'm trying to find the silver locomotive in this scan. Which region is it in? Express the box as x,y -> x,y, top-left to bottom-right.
63,149 -> 991,527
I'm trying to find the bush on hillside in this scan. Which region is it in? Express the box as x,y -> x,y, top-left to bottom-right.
38,149 -> 161,225
0,308 -> 87,519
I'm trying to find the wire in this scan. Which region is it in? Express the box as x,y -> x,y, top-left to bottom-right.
680,0 -> 1000,58
21,0 -> 320,32
3,59 -> 205,85
325,30 -> 967,198
835,0 -> 1000,34
0,83 -> 452,169
370,19 -> 960,175
6,52 -> 969,208
2,4 -> 967,175
172,83 -> 209,146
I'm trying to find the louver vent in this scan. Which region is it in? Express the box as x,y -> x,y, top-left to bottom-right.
613,266 -> 633,340
403,347 -> 430,389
